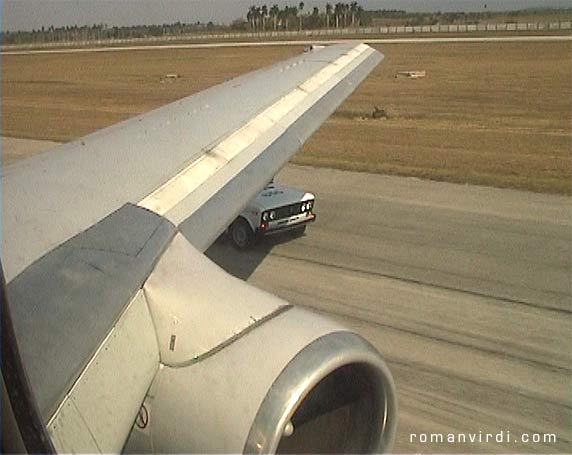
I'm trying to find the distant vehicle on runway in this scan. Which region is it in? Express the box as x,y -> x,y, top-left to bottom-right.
229,182 -> 316,249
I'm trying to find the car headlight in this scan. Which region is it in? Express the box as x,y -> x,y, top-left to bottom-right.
262,212 -> 269,221
306,201 -> 313,210
269,211 -> 276,220
301,203 -> 306,212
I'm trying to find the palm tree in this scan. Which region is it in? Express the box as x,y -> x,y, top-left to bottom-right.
261,5 -> 268,31
342,3 -> 349,27
247,5 -> 257,30
270,4 -> 279,30
279,7 -> 288,30
334,3 -> 343,28
326,3 -> 333,28
350,1 -> 358,26
284,6 -> 297,31
312,6 -> 320,27
356,5 -> 364,26
255,5 -> 262,30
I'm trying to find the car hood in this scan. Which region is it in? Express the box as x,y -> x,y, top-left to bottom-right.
252,183 -> 313,211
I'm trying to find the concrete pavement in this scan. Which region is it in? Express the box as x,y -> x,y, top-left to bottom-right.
207,164 -> 572,453
3,137 -> 571,452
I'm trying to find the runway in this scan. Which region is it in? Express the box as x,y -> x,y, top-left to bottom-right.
206,164 -> 572,453
3,138 -> 571,452
2,34 -> 570,56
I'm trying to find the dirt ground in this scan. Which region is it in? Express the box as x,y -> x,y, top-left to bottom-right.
2,41 -> 570,193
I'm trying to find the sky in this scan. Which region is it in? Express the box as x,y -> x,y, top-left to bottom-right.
2,0 -> 571,32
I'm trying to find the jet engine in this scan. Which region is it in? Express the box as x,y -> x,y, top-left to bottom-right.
122,233 -> 397,454
3,223 -> 396,454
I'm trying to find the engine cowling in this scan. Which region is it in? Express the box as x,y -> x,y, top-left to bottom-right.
123,233 -> 397,453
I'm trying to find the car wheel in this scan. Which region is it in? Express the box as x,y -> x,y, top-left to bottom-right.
231,218 -> 254,249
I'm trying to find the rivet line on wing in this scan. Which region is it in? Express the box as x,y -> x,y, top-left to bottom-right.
137,44 -> 370,216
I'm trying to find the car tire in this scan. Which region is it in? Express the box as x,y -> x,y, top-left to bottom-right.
230,217 -> 255,249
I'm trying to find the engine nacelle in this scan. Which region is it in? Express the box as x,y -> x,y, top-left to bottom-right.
123,233 -> 397,453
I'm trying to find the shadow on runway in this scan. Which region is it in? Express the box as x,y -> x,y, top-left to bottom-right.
205,231 -> 301,281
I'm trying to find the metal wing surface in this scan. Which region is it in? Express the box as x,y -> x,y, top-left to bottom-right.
1,43 -> 397,454
2,42 -> 381,282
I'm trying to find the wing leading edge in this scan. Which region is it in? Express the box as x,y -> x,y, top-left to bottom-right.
2,42 -> 382,282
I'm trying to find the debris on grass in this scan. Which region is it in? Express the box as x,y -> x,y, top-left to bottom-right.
396,70 -> 426,79
372,106 -> 388,119
160,73 -> 180,83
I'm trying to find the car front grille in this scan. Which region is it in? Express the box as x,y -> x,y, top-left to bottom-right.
274,202 -> 303,220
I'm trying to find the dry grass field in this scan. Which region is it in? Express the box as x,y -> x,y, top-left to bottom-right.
2,41 -> 570,193
298,41 -> 571,194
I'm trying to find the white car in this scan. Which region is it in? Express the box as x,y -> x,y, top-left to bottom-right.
229,182 -> 316,249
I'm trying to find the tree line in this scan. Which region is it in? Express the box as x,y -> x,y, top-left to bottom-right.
244,2 -> 367,31
367,8 -> 571,26
1,7 -> 569,46
1,2 -> 369,45
1,22 -> 219,45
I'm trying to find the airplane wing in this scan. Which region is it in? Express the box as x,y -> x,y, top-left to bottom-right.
1,42 -> 397,454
